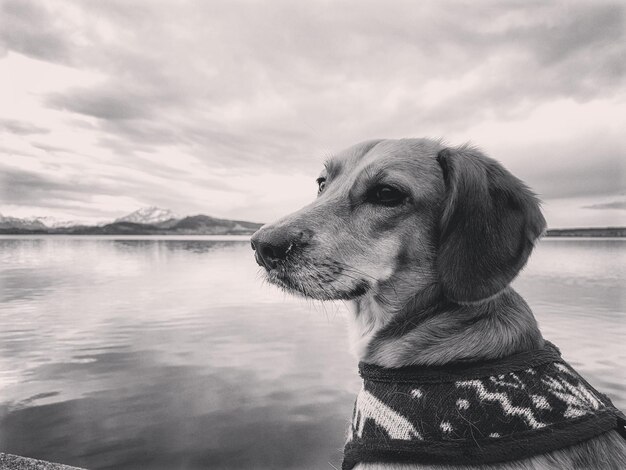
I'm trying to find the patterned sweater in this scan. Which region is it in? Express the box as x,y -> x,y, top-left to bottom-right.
343,342 -> 625,469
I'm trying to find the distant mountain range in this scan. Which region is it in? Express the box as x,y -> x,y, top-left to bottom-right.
114,207 -> 180,225
0,207 -> 263,235
544,227 -> 625,237
0,207 -> 623,237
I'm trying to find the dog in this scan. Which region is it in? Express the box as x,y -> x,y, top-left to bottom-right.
251,139 -> 626,469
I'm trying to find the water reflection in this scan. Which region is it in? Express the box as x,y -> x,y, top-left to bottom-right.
0,237 -> 624,469
2,350 -> 350,470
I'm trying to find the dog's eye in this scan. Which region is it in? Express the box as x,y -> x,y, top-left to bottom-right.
317,177 -> 327,194
370,185 -> 406,206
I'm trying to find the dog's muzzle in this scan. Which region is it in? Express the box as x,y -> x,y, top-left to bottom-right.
250,227 -> 310,270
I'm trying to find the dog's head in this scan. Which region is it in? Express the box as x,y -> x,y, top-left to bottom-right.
251,139 -> 546,305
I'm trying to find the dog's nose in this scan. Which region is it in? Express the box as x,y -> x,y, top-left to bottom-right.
251,228 -> 309,270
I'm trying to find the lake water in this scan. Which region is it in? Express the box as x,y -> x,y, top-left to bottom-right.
0,237 -> 624,469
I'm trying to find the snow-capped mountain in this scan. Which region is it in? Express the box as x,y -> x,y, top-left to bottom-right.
114,207 -> 180,225
25,216 -> 85,228
0,214 -> 89,229
0,214 -> 47,230
0,208 -> 263,234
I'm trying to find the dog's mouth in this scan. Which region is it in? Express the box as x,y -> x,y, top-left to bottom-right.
259,257 -> 370,301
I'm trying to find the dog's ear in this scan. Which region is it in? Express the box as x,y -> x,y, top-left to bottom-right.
436,146 -> 546,303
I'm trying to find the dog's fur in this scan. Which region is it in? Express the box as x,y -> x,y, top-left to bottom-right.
251,139 -> 626,469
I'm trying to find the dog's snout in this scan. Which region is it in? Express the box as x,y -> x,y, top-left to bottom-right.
251,228 -> 311,270
251,230 -> 294,270
258,239 -> 289,269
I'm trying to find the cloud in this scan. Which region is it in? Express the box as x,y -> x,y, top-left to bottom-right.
542,195 -> 626,228
1,165 -> 64,196
504,133 -> 626,199
0,0 -> 72,63
0,0 -> 624,222
46,87 -> 154,121
583,200 -> 626,210
0,118 -> 48,135
0,151 -> 244,222
0,164 -> 125,207
34,1 -> 626,148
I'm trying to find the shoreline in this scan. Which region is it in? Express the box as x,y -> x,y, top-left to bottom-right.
0,453 -> 86,470
1,234 -> 625,240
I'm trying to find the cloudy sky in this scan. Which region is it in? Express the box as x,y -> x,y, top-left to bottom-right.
1,0 -> 624,227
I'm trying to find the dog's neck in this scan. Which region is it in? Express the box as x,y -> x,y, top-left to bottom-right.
347,284 -> 544,367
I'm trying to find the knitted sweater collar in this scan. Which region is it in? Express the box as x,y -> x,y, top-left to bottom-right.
343,342 -> 625,469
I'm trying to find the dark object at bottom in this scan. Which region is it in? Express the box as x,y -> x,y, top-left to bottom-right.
343,342 -> 626,469
0,453 -> 86,470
